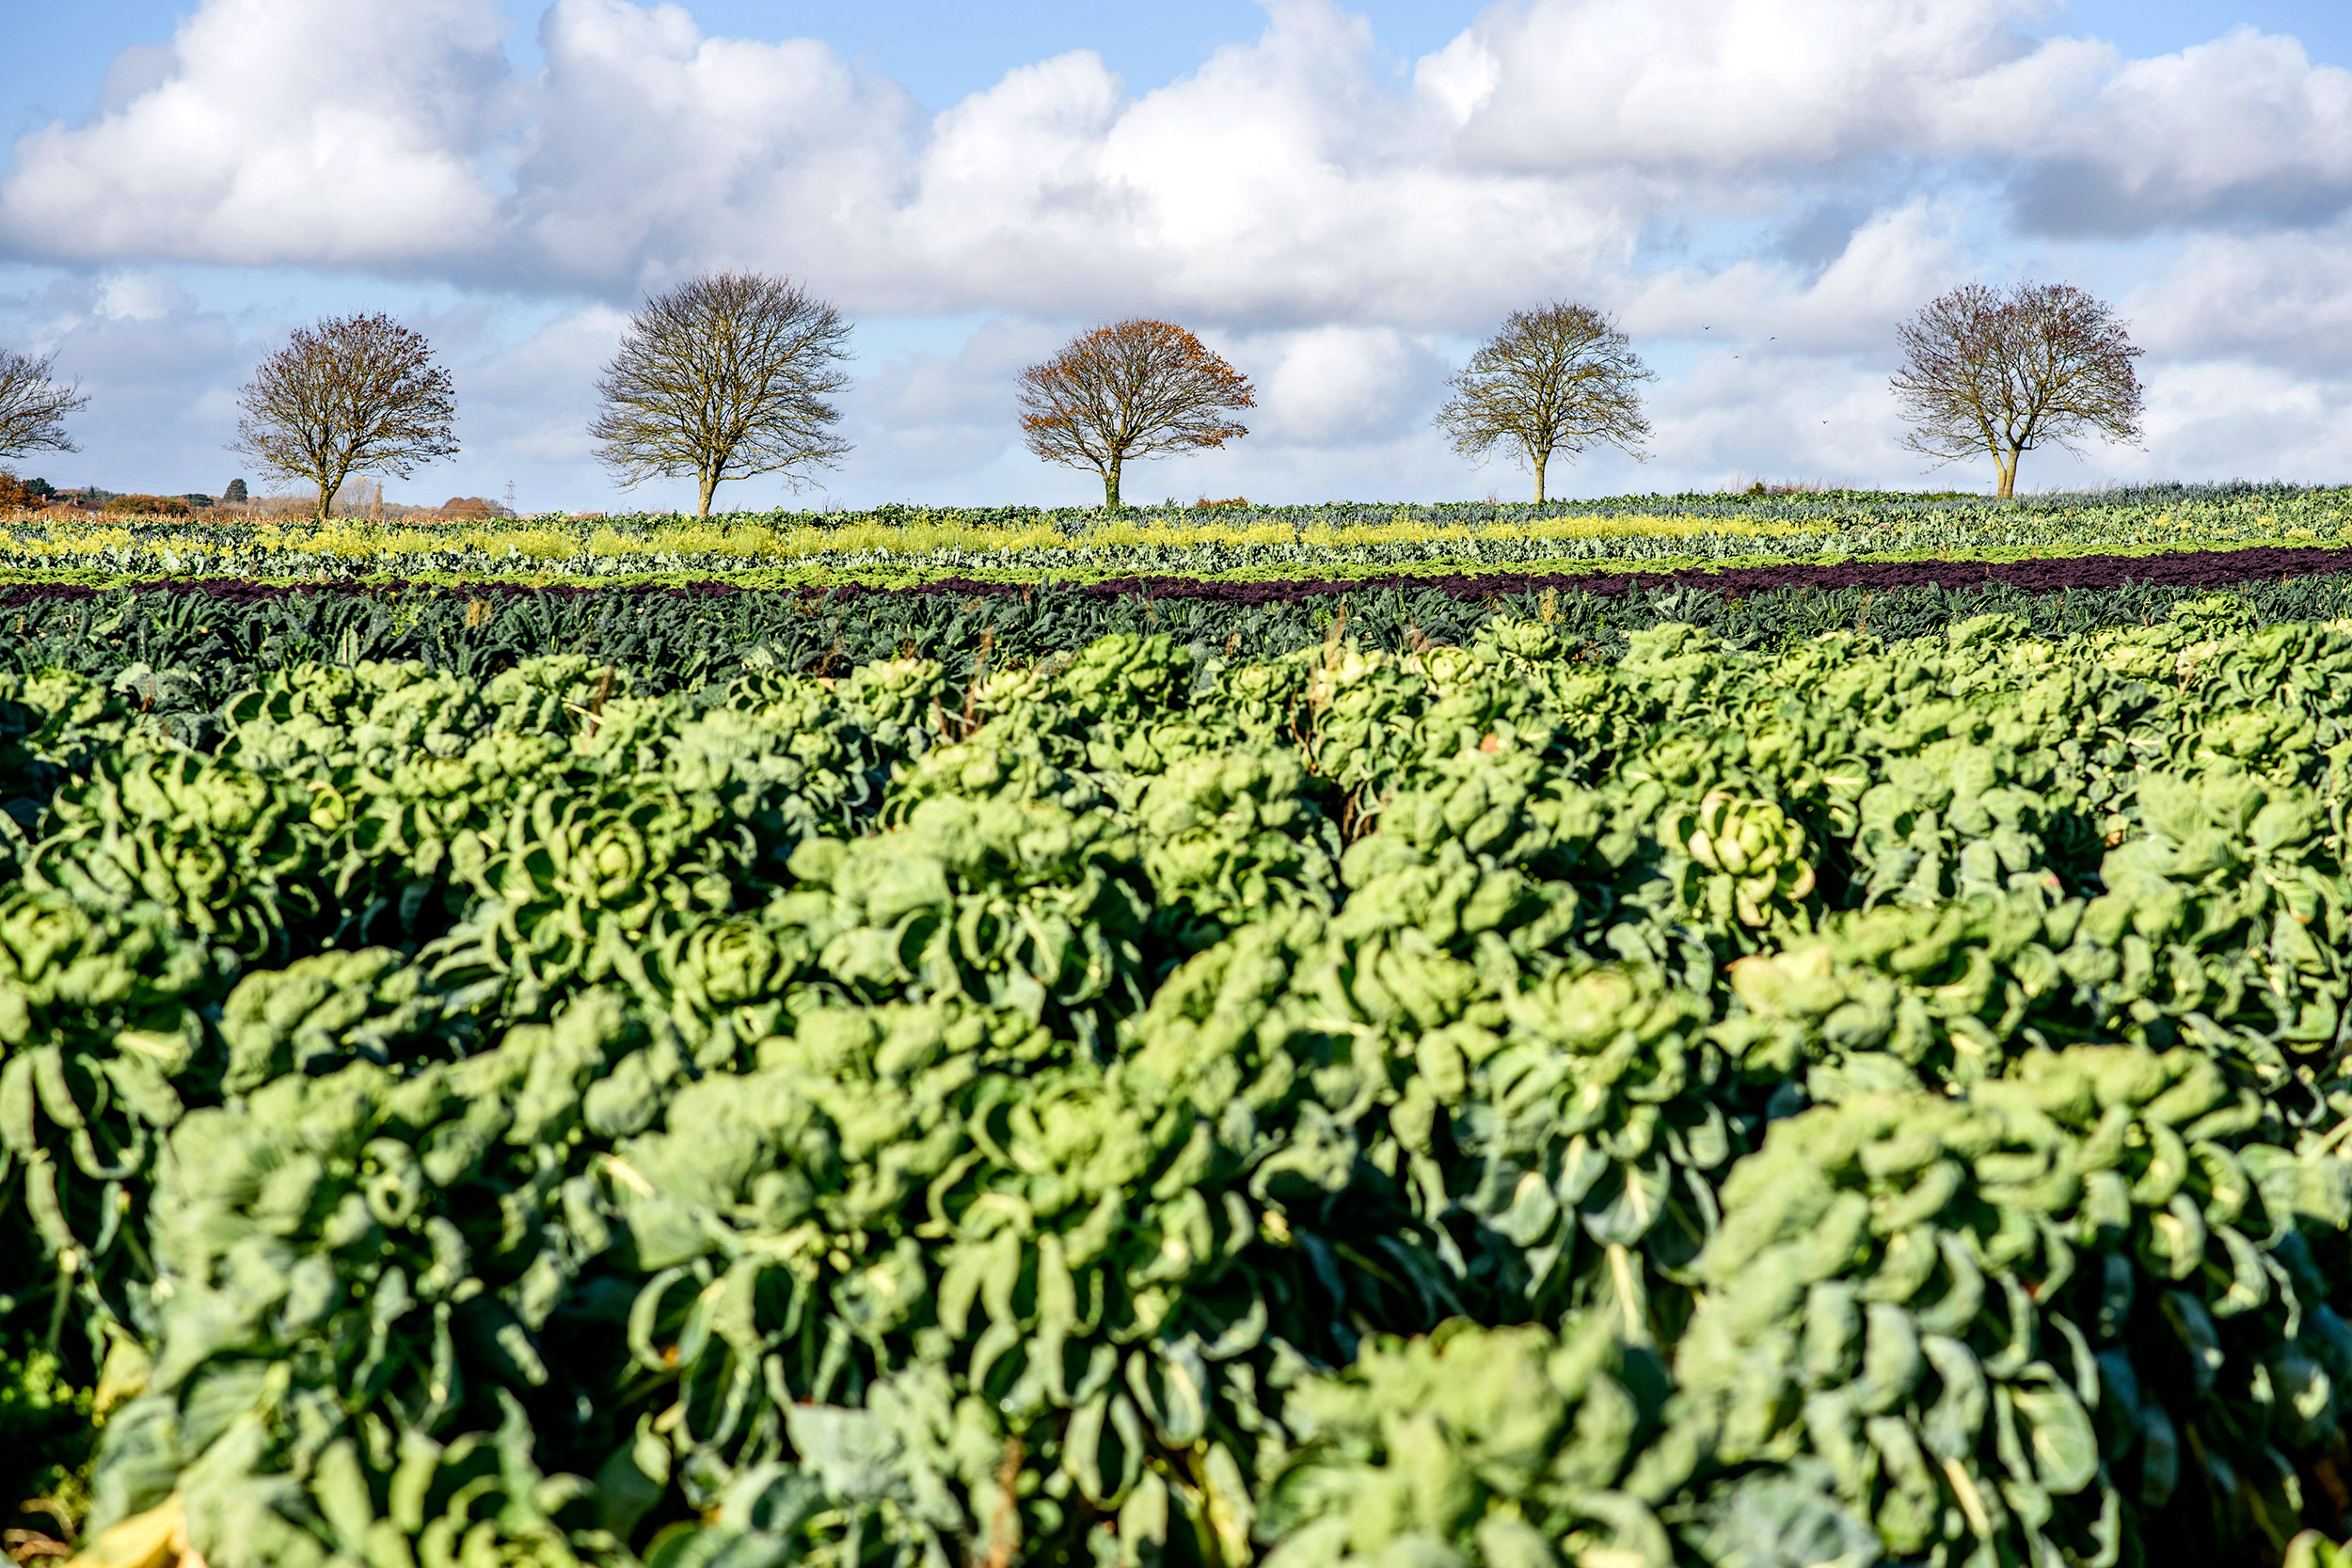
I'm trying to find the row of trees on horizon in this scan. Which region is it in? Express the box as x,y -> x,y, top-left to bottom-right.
0,276 -> 2149,522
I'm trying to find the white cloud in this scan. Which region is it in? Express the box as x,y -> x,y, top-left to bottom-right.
1442,0 -> 2041,174
1445,1 -> 2352,235
1415,32 -> 1501,127
4,0 -> 2352,502
93,271 -> 193,323
506,0 -> 922,293
441,301 -> 628,471
2119,221 -> 2352,372
1252,325 -> 1448,446
2130,358 -> 2352,483
1987,31 -> 2352,233
12,0 -> 2352,306
0,0 -> 505,269
1622,199 -> 1976,350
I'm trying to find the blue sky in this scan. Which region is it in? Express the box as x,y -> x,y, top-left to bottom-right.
3,1 -> 2351,510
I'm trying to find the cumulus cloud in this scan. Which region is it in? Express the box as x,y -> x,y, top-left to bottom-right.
507,0 -> 921,293
1442,2 -> 2352,235
1438,0 -> 2041,172
436,302 -> 627,476
4,0 -> 2352,500
1250,325 -> 1450,446
1621,199 -> 1975,349
2130,359 -> 2352,483
1996,31 -> 2352,234
0,0 -> 505,268
2115,221 -> 2352,373
9,0 -> 2352,305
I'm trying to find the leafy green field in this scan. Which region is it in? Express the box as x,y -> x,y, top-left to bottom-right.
10,607 -> 2352,1567
12,569 -> 2352,737
8,482 -> 2351,586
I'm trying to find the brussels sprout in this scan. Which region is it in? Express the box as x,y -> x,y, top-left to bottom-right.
12,610 -> 2352,1568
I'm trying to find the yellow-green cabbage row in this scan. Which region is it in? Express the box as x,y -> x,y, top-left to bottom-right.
6,611 -> 2352,1568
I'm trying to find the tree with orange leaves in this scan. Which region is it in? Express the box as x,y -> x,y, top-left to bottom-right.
1017,320 -> 1254,510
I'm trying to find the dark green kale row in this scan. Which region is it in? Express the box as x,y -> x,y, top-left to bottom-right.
8,611 -> 2352,1568
10,566 -> 2352,737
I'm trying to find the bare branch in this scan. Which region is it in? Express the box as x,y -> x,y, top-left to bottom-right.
1017,320 -> 1254,510
229,313 -> 458,525
1435,302 -> 1654,502
590,272 -> 853,518
1891,281 -> 2143,499
0,350 -> 87,461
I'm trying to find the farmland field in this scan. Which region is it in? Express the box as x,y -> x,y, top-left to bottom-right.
12,484 -> 2352,1568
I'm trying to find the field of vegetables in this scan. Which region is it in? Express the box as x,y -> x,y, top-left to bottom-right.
13,483 -> 2352,725
11,483 -> 2352,1568
6,481 -> 2352,586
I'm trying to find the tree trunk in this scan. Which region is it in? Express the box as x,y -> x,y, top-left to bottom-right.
314,470 -> 342,526
697,469 -> 719,518
1104,458 -> 1122,512
1994,449 -> 2018,500
1533,447 -> 1549,504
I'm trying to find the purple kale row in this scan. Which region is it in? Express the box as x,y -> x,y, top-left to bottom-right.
1013,543 -> 2352,603
7,542 -> 2352,610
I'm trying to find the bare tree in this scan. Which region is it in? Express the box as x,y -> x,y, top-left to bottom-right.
590,272 -> 852,518
0,349 -> 88,463
1018,320 -> 1254,510
1891,281 -> 2144,499
1436,303 -> 1654,502
230,313 -> 457,525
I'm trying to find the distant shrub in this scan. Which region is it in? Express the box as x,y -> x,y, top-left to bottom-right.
102,494 -> 193,518
0,473 -> 32,511
1191,495 -> 1249,508
436,495 -> 507,519
223,478 -> 247,502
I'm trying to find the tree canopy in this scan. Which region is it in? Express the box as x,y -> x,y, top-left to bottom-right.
1018,320 -> 1254,510
1436,303 -> 1654,502
590,272 -> 853,518
0,349 -> 87,465
1891,281 -> 2143,499
229,313 -> 458,525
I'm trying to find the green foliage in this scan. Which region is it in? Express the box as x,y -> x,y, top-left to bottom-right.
9,480 -> 2352,582
9,615 -> 2352,1567
1259,1317 -> 1881,1568
18,563 -> 2352,737
0,892 -> 228,1332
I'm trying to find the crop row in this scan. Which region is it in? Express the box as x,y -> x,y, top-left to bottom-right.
8,566 -> 2352,734
882,542 -> 2352,601
17,539 -> 2352,605
8,482 -> 2352,581
9,610 -> 2352,1567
